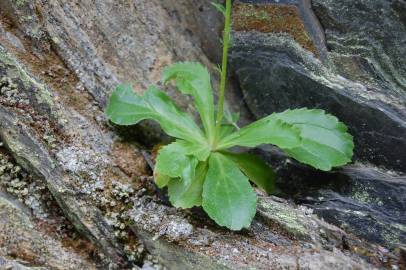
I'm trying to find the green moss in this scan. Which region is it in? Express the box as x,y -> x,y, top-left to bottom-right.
0,46 -> 54,107
374,220 -> 406,247
238,6 -> 270,21
352,190 -> 372,204
381,230 -> 401,247
392,222 -> 406,232
15,0 -> 27,7
258,199 -> 308,238
352,187 -> 384,207
21,15 -> 33,22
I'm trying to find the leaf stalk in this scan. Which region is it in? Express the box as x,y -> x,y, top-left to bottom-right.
215,0 -> 232,143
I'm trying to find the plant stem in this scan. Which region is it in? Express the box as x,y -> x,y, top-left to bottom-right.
215,0 -> 232,140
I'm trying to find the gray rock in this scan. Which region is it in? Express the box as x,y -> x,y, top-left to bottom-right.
129,195 -> 384,269
231,0 -> 406,172
0,192 -> 97,270
190,0 -> 224,63
231,0 -> 406,249
255,146 -> 406,249
0,0 -> 403,269
0,46 -> 127,266
0,256 -> 47,270
301,168 -> 406,249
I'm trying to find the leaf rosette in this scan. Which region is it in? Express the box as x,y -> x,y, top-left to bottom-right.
106,62 -> 354,230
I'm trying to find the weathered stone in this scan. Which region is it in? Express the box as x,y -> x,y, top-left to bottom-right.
255,144 -> 406,249
231,0 -> 406,250
0,45 -> 128,266
128,195 -> 391,269
231,0 -> 406,172
233,0 -> 327,58
0,192 -> 97,270
0,0 -> 404,268
190,0 -> 224,63
300,168 -> 406,249
0,257 -> 47,270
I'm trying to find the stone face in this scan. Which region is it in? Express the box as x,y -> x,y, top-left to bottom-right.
0,46 -> 127,266
234,0 -> 328,58
0,0 -> 404,269
231,0 -> 406,172
0,257 -> 47,270
233,1 -> 322,57
268,148 -> 406,249
130,195 -> 382,270
231,0 -> 406,250
311,0 -> 406,169
306,169 -> 406,249
0,192 -> 97,270
232,38 -> 406,170
190,0 -> 224,63
261,152 -> 406,250
0,0 -> 222,266
312,0 -> 406,89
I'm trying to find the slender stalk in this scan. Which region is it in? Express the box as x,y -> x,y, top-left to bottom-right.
215,0 -> 232,140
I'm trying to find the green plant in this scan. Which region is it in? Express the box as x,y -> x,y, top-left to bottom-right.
106,0 -> 354,230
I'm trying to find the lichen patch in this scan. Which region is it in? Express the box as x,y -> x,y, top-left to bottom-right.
233,3 -> 319,56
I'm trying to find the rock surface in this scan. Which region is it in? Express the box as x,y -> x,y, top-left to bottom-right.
232,0 -> 406,172
0,0 -> 404,269
258,147 -> 406,249
0,191 -> 98,269
130,195 -> 385,269
231,0 -> 406,250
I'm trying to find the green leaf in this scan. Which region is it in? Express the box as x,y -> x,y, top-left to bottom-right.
168,162 -> 208,208
163,62 -> 216,141
273,109 -> 354,171
155,141 -> 195,180
221,101 -> 240,128
218,115 -> 302,149
176,140 -> 211,161
202,153 -> 257,230
106,84 -> 205,143
216,103 -> 239,139
219,124 -> 235,140
218,109 -> 354,171
154,172 -> 170,188
211,2 -> 226,16
223,152 -> 275,194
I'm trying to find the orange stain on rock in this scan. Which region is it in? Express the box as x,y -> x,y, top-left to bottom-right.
233,3 -> 319,56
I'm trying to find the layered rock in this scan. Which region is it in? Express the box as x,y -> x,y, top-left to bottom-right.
231,0 -> 406,250
0,190 -> 98,269
0,0 -> 404,269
